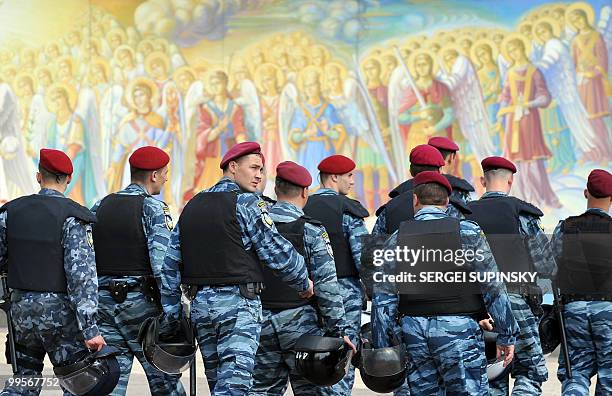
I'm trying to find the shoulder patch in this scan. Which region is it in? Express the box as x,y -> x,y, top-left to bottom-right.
86,227 -> 94,248
321,231 -> 334,258
257,200 -> 268,209
261,211 -> 274,228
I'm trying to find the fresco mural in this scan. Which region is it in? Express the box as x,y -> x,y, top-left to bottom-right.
0,0 -> 610,229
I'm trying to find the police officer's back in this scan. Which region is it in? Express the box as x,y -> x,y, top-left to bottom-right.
0,149 -> 105,395
552,169 -> 612,395
91,146 -> 185,396
251,161 -> 356,395
372,171 -> 518,395
162,142 -> 312,394
466,156 -> 554,395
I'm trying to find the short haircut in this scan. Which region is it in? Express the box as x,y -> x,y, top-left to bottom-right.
484,168 -> 513,182
414,183 -> 449,205
275,177 -> 303,198
319,173 -> 332,184
38,165 -> 68,184
409,164 -> 440,177
438,149 -> 455,161
130,166 -> 153,183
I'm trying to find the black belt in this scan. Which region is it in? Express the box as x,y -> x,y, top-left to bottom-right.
182,282 -> 265,301
562,294 -> 612,304
506,283 -> 537,295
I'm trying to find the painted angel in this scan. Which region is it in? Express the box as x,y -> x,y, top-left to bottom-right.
0,84 -> 38,202
531,18 -> 595,172
229,57 -> 262,142
324,62 -> 397,210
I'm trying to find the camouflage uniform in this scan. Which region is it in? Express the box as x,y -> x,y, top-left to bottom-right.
482,192 -> 554,396
310,188 -> 368,394
163,177 -> 309,395
551,208 -> 612,395
91,183 -> 185,396
372,207 -> 519,395
250,201 -> 348,395
0,189 -> 98,396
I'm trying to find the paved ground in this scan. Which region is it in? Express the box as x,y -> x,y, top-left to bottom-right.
0,332 -> 597,395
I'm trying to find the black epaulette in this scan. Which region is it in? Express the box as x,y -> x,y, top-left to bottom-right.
513,197 -> 544,218
375,203 -> 387,217
449,196 -> 472,215
342,196 -> 369,219
444,174 -> 475,193
389,179 -> 414,198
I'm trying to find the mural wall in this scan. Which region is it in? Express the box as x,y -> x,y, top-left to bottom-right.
0,0 -> 610,228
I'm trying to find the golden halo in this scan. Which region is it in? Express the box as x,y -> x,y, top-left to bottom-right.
517,20 -> 534,36
424,38 -> 443,53
144,51 -> 171,77
45,82 -> 78,111
296,65 -> 323,93
137,39 -> 155,55
361,56 -> 382,75
56,56 -> 76,74
309,44 -> 331,65
324,61 -> 348,84
404,37 -> 422,50
407,49 -> 439,78
90,57 -> 111,81
106,28 -> 127,44
124,76 -> 158,111
438,43 -> 464,68
114,44 -> 135,62
533,17 -> 562,44
13,72 -> 35,93
500,33 -> 532,64
565,2 -> 595,31
203,69 -> 229,96
470,38 -> 499,68
35,65 -> 54,81
254,63 -> 285,93
172,66 -> 196,83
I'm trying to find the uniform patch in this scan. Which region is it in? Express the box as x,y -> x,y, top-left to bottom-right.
257,200 -> 267,208
321,231 -> 334,258
262,212 -> 274,228
86,228 -> 94,248
165,214 -> 174,230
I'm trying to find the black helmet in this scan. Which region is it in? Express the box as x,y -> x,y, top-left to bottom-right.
484,331 -> 512,382
294,334 -> 353,386
53,345 -> 120,396
357,323 -> 407,393
138,315 -> 197,374
538,304 -> 560,354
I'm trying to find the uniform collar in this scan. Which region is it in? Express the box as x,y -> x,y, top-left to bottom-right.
273,200 -> 304,216
482,191 -> 508,198
314,187 -> 339,196
38,188 -> 64,197
215,177 -> 241,192
414,206 -> 448,219
586,208 -> 611,217
125,183 -> 150,195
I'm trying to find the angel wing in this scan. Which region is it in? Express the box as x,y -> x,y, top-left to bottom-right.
100,84 -> 127,171
184,80 -> 207,149
438,55 -> 496,161
278,81 -> 298,160
233,79 -> 262,141
76,87 -> 107,202
497,53 -> 510,90
345,72 -> 398,184
0,84 -> 38,200
533,38 -> 596,152
598,5 -> 612,81
387,65 -> 410,180
26,93 -> 53,155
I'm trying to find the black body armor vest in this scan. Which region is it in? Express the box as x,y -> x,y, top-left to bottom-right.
557,211 -> 612,298
397,218 -> 486,317
260,216 -> 320,310
466,195 -> 541,284
1,194 -> 96,293
303,194 -> 368,278
93,194 -> 153,277
179,191 -> 263,285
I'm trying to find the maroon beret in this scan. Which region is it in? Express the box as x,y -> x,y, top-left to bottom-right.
129,146 -> 170,170
412,171 -> 453,195
587,169 -> 612,198
428,136 -> 459,152
276,161 -> 312,187
39,148 -> 73,175
317,155 -> 355,174
220,141 -> 264,169
409,144 -> 445,167
481,156 -> 517,173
